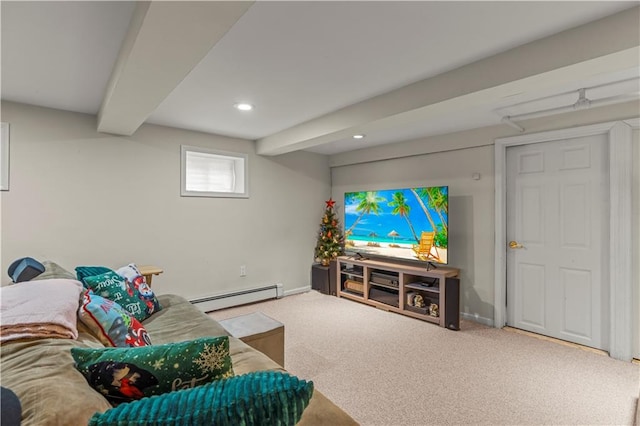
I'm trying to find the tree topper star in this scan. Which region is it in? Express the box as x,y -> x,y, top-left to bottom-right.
325,198 -> 336,209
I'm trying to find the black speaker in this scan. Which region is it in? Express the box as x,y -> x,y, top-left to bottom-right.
311,261 -> 338,296
328,260 -> 337,295
444,277 -> 460,330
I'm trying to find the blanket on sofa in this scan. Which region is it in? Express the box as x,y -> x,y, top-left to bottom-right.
0,279 -> 83,343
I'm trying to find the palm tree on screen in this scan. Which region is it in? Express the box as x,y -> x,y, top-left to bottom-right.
426,187 -> 448,233
345,191 -> 386,236
410,188 -> 437,232
388,191 -> 419,243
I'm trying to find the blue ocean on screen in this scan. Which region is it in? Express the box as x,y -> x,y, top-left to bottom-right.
343,186 -> 448,264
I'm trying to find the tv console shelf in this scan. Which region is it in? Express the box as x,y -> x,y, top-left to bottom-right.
336,256 -> 460,329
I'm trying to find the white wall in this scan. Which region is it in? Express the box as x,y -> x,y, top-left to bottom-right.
0,102 -> 331,299
331,102 -> 640,337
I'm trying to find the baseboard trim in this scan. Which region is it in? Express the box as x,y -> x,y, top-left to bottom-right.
283,285 -> 311,297
189,283 -> 283,312
461,312 -> 494,327
504,327 -> 608,357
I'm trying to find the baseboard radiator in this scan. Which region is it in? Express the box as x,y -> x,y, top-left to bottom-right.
190,283 -> 284,313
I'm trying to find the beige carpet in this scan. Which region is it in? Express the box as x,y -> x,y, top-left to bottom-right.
208,290 -> 640,425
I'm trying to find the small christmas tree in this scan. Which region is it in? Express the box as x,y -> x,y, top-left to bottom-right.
314,198 -> 344,266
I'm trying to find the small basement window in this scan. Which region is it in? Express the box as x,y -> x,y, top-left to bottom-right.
181,145 -> 248,198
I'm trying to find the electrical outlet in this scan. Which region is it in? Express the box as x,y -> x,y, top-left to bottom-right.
240,265 -> 247,277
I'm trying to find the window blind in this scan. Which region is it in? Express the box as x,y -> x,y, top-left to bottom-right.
185,151 -> 236,193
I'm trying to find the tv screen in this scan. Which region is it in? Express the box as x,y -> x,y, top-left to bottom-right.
343,186 -> 448,264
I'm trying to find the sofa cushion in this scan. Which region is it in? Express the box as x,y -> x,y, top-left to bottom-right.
87,371 -> 313,426
71,336 -> 234,404
78,291 -> 152,348
143,294 -> 230,343
32,261 -> 76,281
0,337 -> 112,426
83,271 -> 153,322
146,295 -> 284,374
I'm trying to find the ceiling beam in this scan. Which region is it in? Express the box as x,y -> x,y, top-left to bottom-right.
256,6 -> 639,156
97,1 -> 253,136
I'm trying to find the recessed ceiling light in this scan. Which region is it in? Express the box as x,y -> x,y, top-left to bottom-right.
353,134 -> 365,139
234,103 -> 253,111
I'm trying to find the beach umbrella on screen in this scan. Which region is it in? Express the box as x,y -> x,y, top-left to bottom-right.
388,230 -> 399,241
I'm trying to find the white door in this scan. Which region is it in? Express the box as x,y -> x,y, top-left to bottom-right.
506,135 -> 609,350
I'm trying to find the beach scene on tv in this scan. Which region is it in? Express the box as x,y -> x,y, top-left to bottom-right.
343,186 -> 448,264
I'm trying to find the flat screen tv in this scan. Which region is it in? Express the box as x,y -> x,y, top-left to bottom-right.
343,186 -> 448,265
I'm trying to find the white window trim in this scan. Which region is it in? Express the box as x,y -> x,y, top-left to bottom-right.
181,145 -> 249,198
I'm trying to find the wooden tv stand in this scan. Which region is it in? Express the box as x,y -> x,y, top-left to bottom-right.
336,256 -> 460,329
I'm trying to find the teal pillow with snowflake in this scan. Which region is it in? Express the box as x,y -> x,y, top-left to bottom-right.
71,336 -> 233,404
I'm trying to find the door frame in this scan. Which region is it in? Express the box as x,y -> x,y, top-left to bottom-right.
494,118 -> 638,361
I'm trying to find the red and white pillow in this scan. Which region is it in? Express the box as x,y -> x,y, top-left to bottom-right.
115,263 -> 162,317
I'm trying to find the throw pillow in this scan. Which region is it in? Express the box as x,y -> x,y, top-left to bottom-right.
83,271 -> 150,322
87,371 -> 314,426
115,263 -> 144,283
75,266 -> 114,287
71,336 -> 234,404
78,291 -> 152,348
115,263 -> 162,316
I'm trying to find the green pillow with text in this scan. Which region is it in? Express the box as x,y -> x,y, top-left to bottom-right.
72,336 -> 234,404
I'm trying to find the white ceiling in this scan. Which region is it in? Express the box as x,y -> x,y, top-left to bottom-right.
2,1 -> 638,156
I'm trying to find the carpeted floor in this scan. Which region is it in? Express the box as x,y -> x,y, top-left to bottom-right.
208,290 -> 640,425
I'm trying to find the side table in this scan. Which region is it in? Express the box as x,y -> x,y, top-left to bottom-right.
138,265 -> 163,286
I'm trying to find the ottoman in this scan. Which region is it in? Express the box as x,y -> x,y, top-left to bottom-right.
219,312 -> 285,367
